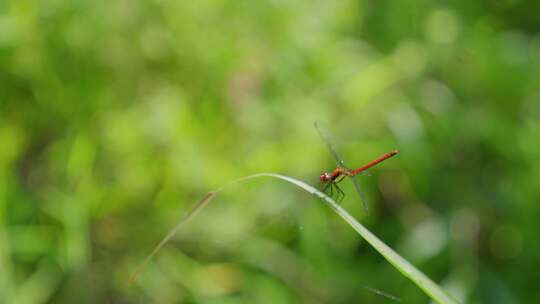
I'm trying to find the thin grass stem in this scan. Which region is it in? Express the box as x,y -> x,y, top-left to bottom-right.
129,173 -> 460,304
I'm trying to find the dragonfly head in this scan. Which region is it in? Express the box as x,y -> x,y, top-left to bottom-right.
319,172 -> 331,183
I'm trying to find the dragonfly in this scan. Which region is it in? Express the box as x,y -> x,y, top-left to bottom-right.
314,122 -> 399,211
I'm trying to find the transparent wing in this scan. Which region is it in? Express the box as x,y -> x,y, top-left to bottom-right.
350,174 -> 368,212
313,121 -> 346,168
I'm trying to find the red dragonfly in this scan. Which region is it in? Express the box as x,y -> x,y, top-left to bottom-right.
314,122 -> 399,211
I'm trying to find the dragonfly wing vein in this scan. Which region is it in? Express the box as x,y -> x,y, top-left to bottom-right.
314,121 -> 347,167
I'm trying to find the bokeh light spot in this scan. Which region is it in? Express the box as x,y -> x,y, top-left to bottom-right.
194,263 -> 242,296
450,208 -> 480,245
402,218 -> 447,261
425,9 -> 460,44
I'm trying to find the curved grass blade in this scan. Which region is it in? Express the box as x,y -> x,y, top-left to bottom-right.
127,192 -> 216,285
129,173 -> 460,304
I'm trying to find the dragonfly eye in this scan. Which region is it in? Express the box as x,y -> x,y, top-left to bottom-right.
319,173 -> 329,182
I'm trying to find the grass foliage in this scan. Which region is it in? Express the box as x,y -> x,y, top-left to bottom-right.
132,173 -> 460,304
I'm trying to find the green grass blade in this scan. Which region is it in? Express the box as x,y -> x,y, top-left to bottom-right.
258,173 -> 459,304
130,173 -> 460,304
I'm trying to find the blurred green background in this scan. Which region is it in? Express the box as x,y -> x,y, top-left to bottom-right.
1,0 -> 539,303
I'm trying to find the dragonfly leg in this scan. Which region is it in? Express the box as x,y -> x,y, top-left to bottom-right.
323,182 -> 334,197
322,182 -> 331,193
334,189 -> 342,203
334,183 -> 345,203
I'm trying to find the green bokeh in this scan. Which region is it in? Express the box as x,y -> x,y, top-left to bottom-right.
1,1 -> 539,303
